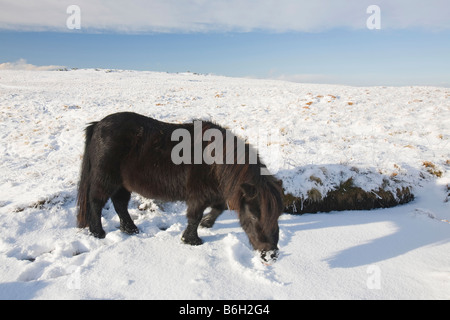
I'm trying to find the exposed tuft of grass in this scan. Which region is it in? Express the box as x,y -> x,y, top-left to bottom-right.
283,178 -> 414,214
422,161 -> 443,178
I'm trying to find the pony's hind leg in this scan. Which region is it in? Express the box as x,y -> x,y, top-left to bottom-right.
88,191 -> 108,239
111,187 -> 139,235
200,202 -> 226,228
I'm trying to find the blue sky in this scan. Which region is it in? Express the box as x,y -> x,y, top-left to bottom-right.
1,0 -> 449,87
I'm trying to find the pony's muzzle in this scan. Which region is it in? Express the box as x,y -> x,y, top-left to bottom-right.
260,249 -> 279,265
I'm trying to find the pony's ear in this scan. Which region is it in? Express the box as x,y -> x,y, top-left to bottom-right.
241,183 -> 257,200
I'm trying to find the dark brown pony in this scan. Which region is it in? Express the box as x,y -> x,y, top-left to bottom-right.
77,112 -> 283,262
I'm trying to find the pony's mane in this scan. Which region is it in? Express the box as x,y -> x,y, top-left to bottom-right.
203,122 -> 283,231
258,174 -> 284,233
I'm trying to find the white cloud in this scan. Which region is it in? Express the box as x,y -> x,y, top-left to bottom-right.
272,72 -> 450,88
273,73 -> 340,85
0,0 -> 449,33
0,59 -> 65,71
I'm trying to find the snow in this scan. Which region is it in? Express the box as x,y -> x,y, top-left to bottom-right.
0,69 -> 449,300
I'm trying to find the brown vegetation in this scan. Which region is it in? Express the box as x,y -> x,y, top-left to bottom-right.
283,178 -> 414,214
422,161 -> 443,178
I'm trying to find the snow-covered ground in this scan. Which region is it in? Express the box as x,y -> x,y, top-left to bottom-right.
0,69 -> 449,299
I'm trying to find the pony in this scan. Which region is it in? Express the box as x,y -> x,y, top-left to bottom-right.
77,112 -> 284,262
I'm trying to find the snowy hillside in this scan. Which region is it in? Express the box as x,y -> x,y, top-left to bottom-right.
0,69 -> 449,299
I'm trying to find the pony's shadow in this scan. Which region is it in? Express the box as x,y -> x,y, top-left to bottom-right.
278,200 -> 450,268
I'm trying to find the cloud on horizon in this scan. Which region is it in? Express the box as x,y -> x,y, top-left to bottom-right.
272,72 -> 450,88
0,59 -> 65,71
0,0 -> 449,33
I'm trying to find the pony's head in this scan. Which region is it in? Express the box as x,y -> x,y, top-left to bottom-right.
238,178 -> 284,264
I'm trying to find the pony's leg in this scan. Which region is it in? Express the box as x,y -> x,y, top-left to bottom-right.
88,189 -> 108,239
111,187 -> 139,235
181,203 -> 207,246
200,202 -> 226,228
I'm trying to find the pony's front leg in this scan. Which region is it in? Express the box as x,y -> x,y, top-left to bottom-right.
200,202 -> 226,228
181,203 -> 206,246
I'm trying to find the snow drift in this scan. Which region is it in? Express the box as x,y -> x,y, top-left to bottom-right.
0,69 -> 449,299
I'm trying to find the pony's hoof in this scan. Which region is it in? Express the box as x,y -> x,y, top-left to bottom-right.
91,229 -> 106,239
181,236 -> 203,246
120,224 -> 139,235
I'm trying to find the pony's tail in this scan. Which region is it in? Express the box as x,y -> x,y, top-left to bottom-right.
77,122 -> 97,228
